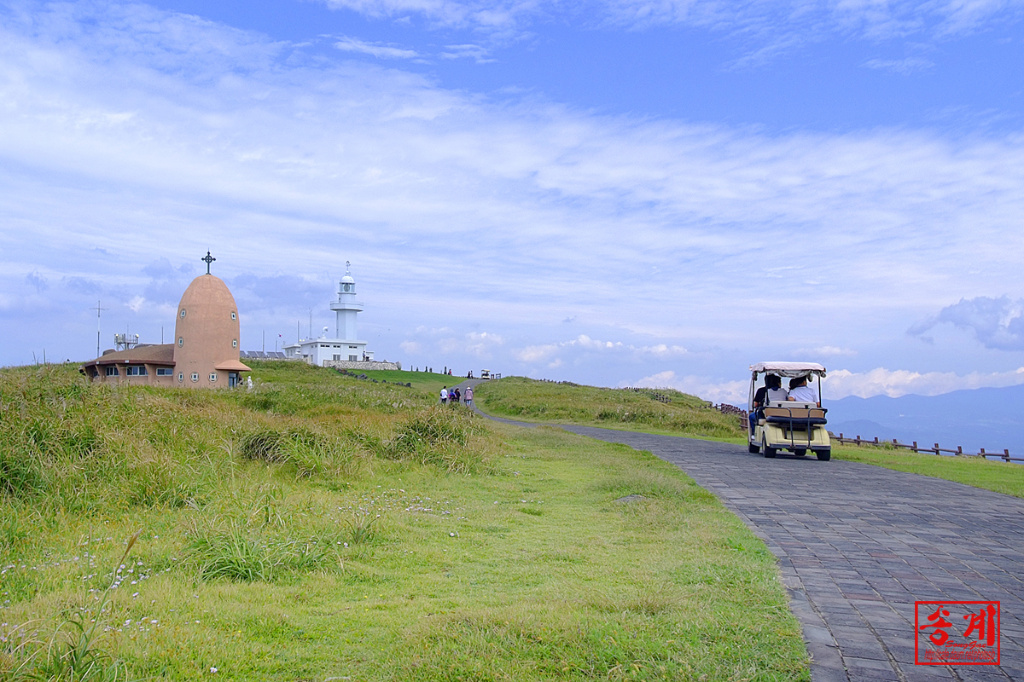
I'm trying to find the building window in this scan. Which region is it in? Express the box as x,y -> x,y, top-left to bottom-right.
231,311 -> 237,320
125,366 -> 147,376
348,355 -> 358,361
191,373 -> 199,382
178,372 -> 184,382
209,373 -> 217,382
178,337 -> 184,347
349,346 -> 357,350
333,354 -> 341,361
156,368 -> 173,376
180,309 -> 186,318
105,366 -> 119,376
232,339 -> 238,348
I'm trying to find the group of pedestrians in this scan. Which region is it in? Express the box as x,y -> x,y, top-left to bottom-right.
439,385 -> 473,407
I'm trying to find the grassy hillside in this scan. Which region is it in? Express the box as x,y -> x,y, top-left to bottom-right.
473,376 -> 744,440
0,362 -> 807,681
324,366 -> 458,396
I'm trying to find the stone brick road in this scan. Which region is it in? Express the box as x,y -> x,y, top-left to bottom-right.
555,426 -> 1024,681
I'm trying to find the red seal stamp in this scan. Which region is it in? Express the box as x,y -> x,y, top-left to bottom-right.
915,600 -> 1000,665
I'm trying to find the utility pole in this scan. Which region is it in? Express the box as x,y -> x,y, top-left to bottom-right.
93,300 -> 107,358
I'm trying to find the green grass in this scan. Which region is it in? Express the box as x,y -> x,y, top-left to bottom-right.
474,376 -> 744,441
0,362 -> 808,681
832,443 -> 1024,498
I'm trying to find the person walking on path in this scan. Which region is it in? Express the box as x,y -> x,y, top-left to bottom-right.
464,386 -> 473,406
439,386 -> 448,405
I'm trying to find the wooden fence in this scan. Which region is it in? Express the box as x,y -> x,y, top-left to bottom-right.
831,433 -> 1022,463
732,410 -> 1019,463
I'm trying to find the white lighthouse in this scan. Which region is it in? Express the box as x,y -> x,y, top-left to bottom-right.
331,262 -> 363,342
282,262 -> 383,366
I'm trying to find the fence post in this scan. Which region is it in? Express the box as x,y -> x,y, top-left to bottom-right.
957,446 -> 963,455
933,443 -> 940,455
980,448 -> 986,457
1004,449 -> 1011,463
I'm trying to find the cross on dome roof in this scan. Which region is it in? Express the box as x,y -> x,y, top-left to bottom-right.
202,250 -> 216,274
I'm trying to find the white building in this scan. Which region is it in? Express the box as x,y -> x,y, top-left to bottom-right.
283,263 -> 380,367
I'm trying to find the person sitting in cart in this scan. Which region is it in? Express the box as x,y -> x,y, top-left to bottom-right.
787,375 -> 819,405
750,374 -> 788,434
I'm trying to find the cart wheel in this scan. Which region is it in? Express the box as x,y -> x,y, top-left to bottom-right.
748,443 -> 760,454
794,449 -> 806,457
762,439 -> 776,458
817,449 -> 831,461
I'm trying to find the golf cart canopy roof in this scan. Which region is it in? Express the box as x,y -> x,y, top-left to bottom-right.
750,361 -> 826,378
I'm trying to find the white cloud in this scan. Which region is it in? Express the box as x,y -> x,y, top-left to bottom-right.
321,0 -> 537,31
825,366 -> 1024,398
627,370 -> 749,405
910,296 -> 1024,351
512,335 -> 685,367
464,330 -> 504,356
334,36 -> 421,60
795,345 -> 857,357
514,343 -> 559,363
639,343 -> 688,357
571,334 -> 622,350
440,43 -> 493,61
318,0 -> 1024,47
862,57 -> 934,75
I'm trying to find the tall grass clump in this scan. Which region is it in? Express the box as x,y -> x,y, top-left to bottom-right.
239,426 -> 365,478
384,408 -> 486,472
181,484 -> 345,583
184,520 -> 334,583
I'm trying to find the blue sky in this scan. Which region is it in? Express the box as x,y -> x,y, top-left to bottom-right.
2,0 -> 1024,405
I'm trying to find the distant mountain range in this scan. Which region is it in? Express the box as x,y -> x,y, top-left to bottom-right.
826,384 -> 1023,457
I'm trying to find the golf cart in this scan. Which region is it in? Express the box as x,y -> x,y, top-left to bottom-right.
748,362 -> 830,461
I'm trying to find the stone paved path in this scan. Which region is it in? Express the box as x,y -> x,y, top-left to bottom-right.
553,426 -> 1024,681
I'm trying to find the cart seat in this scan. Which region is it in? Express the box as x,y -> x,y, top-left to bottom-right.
763,405 -> 827,426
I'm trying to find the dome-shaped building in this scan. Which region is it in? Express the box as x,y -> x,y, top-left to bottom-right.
81,253 -> 250,388
173,273 -> 250,387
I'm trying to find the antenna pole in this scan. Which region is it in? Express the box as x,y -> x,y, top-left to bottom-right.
93,300 -> 107,358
